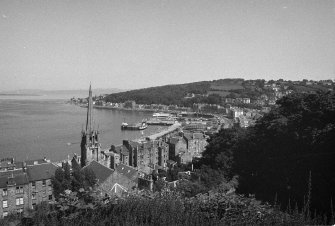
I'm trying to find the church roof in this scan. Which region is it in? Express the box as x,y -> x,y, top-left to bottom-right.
115,164 -> 137,182
83,160 -> 114,184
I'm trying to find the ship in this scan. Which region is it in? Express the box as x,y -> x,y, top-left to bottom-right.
152,112 -> 172,119
121,121 -> 148,130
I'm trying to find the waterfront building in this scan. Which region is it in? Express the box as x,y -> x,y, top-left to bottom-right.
0,158 -> 58,217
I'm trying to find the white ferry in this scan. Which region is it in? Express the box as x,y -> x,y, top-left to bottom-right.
152,112 -> 172,119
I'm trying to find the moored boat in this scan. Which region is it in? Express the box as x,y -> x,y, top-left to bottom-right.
152,112 -> 172,119
121,121 -> 148,130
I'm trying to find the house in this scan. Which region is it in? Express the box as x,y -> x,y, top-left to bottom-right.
26,162 -> 58,209
242,98 -> 251,104
0,169 -> 29,217
231,108 -> 243,118
0,158 -> 58,217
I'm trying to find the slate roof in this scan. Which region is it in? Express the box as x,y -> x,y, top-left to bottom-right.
0,169 -> 24,177
115,164 -> 138,182
169,137 -> 181,145
0,170 -> 29,188
83,160 -> 114,184
27,163 -> 58,182
114,145 -> 129,155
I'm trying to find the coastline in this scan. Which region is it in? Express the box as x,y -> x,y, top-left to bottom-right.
91,105 -> 157,112
77,104 -> 216,118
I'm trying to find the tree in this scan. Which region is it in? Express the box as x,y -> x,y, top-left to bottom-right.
234,91 -> 335,215
51,163 -> 97,200
52,167 -> 71,199
200,127 -> 245,177
83,168 -> 97,188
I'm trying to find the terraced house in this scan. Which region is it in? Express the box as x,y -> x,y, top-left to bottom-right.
0,158 -> 58,217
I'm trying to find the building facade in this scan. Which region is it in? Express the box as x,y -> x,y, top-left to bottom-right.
0,158 -> 58,218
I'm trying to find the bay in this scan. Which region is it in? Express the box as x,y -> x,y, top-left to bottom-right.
0,94 -> 164,162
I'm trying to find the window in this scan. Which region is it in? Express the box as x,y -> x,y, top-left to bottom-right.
17,208 -> 23,214
2,189 -> 7,196
16,197 -> 23,206
3,200 -> 8,208
32,181 -> 36,188
48,195 -> 53,200
32,203 -> 36,209
32,193 -> 36,200
16,186 -> 23,194
42,180 -> 46,186
3,212 -> 8,217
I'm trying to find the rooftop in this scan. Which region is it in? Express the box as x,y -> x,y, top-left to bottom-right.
115,164 -> 138,182
0,171 -> 29,188
27,163 -> 58,182
83,160 -> 114,184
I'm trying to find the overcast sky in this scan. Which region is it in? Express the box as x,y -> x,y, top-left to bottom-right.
0,0 -> 334,91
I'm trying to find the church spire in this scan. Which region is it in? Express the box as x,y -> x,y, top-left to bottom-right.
81,83 -> 101,167
86,83 -> 93,135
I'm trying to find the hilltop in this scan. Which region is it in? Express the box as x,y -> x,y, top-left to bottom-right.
104,79 -> 247,106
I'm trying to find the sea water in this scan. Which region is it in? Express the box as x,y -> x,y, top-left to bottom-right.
0,94 -> 162,162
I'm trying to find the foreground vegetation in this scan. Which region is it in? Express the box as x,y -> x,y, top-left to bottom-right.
198,91 -> 335,220
1,182 -> 330,226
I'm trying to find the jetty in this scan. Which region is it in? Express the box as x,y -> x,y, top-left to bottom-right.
146,118 -> 175,126
144,122 -> 181,141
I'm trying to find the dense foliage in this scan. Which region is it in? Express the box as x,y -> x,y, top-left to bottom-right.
105,81 -> 212,106
199,91 -> 335,218
51,163 -> 96,200
2,182 -> 325,226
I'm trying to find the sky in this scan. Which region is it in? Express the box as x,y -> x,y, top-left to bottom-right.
0,0 -> 334,91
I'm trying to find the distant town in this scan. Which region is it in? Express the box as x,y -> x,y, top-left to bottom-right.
70,78 -> 334,129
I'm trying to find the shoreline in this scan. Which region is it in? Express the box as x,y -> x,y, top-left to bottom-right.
76,103 -> 216,118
